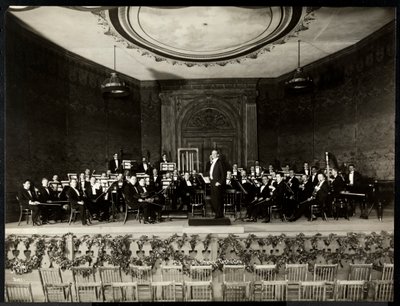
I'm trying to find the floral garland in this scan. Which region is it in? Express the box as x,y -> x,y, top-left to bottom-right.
5,231 -> 394,275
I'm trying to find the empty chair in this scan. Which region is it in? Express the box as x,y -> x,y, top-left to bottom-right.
5,282 -> 34,302
348,263 -> 372,281
297,281 -> 327,301
313,264 -> 338,282
335,280 -> 365,301
223,281 -> 251,301
253,264 -> 277,300
285,264 -> 308,282
374,280 -> 393,301
39,268 -> 71,302
71,266 -> 96,283
260,280 -> 288,301
189,265 -> 213,281
190,189 -> 206,217
223,189 -> 238,218
223,265 -> 246,282
129,265 -> 152,302
98,266 -> 123,301
381,263 -> 394,280
42,283 -> 73,302
151,281 -> 176,302
161,265 -> 183,300
185,281 -> 213,301
75,282 -> 103,302
111,282 -> 139,302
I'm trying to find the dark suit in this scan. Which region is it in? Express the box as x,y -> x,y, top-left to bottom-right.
346,171 -> 363,192
310,173 -> 319,187
108,159 -> 123,173
66,187 -> 87,225
209,158 -> 225,218
151,175 -> 163,192
138,163 -> 152,175
86,185 -> 109,221
180,179 -> 195,209
136,185 -> 159,220
287,176 -> 300,194
37,186 -> 62,222
18,188 -> 41,224
300,168 -> 311,176
298,180 -> 314,203
246,184 -> 271,219
331,175 -> 346,198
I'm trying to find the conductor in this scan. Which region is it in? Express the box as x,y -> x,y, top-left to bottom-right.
209,149 -> 226,219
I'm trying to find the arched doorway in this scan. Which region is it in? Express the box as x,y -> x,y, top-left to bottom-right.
181,107 -> 238,172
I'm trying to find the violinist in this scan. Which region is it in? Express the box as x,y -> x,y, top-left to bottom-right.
245,175 -> 270,222
288,173 -> 329,222
330,168 -> 346,198
85,177 -> 110,222
286,169 -> 300,195
137,177 -> 161,223
179,172 -> 195,210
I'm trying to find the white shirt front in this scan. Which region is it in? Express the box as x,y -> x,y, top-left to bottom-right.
349,171 -> 354,185
209,158 -> 218,180
186,180 -> 192,186
260,185 -> 266,193
115,159 -> 119,168
143,163 -> 148,171
72,187 -> 80,197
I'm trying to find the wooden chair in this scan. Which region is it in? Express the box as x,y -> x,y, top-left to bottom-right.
71,266 -> 96,283
297,281 -> 327,301
5,282 -> 34,302
66,194 -> 92,225
111,282 -> 139,302
223,189 -> 237,218
190,189 -> 206,217
381,263 -> 394,280
222,281 -> 251,301
151,281 -> 176,302
348,263 -> 372,299
98,266 -> 122,301
161,265 -> 184,300
313,264 -> 338,300
253,264 -> 277,300
334,280 -> 365,301
189,265 -> 213,281
16,195 -> 33,226
184,281 -> 213,301
310,202 -> 328,221
373,280 -> 393,301
129,265 -> 153,302
75,282 -> 103,302
223,265 -> 245,283
39,268 -> 72,302
260,280 -> 288,301
122,193 -> 141,224
285,263 -> 308,282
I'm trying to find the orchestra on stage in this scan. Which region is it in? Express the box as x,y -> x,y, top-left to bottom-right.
16,151 -> 381,226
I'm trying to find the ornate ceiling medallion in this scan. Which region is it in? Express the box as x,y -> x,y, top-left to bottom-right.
95,6 -> 318,67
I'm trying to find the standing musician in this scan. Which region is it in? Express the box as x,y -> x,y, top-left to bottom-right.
66,179 -> 89,225
138,156 -> 152,175
289,173 -> 329,222
179,172 -> 195,210
209,149 -> 226,219
109,153 -> 123,174
346,164 -> 363,192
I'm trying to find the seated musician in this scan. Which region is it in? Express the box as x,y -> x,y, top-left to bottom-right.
137,177 -> 161,223
239,169 -> 256,206
226,170 -> 241,212
297,174 -> 314,204
232,164 -> 241,180
191,169 -> 204,189
37,177 -> 62,223
78,173 -> 90,192
245,175 -> 270,222
286,169 -> 300,195
84,168 -> 92,181
85,177 -> 110,222
179,172 -> 195,210
267,164 -> 275,175
254,160 -> 263,177
18,179 -> 43,226
329,168 -> 346,217
66,179 -> 89,225
289,173 -> 329,222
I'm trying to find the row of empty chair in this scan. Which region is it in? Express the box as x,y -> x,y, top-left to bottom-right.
5,263 -> 393,302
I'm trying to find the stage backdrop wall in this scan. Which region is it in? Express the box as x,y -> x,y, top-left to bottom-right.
5,15 -> 142,222
257,22 -> 395,179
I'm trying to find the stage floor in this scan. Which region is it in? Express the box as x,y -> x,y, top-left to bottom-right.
6,207 -> 394,236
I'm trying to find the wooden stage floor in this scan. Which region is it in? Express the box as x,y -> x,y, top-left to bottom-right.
6,207 -> 394,236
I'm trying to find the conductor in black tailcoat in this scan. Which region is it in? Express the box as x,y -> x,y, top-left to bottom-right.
209,149 -> 226,219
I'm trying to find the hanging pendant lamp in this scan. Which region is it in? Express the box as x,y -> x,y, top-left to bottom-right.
285,40 -> 313,91
101,45 -> 129,97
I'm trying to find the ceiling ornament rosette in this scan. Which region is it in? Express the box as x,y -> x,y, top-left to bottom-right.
92,6 -> 319,67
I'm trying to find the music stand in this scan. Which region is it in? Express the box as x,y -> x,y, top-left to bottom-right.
160,162 -> 176,172
122,160 -> 133,170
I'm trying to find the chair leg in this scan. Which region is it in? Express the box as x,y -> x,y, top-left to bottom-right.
124,209 -> 128,224
69,209 -> 74,225
18,210 -> 23,226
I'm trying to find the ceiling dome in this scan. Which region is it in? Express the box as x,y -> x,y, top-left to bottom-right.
108,6 -> 306,63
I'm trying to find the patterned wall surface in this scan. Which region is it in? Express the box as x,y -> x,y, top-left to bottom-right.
5,15 -> 142,222
257,23 -> 395,179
